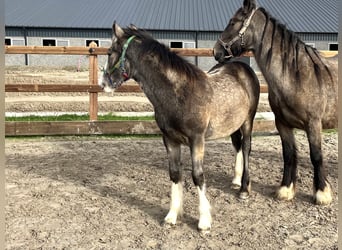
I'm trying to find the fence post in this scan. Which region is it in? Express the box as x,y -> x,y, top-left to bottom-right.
88,41 -> 98,120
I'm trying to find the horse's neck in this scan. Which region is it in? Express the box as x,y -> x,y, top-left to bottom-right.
252,17 -> 277,79
131,57 -> 178,109
129,46 -> 210,112
251,12 -> 300,89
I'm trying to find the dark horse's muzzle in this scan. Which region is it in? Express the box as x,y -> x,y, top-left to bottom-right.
213,41 -> 233,63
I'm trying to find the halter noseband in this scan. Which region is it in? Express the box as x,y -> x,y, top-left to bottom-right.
103,35 -> 136,85
218,8 -> 257,58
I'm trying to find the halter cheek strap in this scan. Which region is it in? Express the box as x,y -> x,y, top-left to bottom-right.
118,35 -> 136,79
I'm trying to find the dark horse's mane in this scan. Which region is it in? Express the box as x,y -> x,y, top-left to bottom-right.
257,7 -> 333,84
122,27 -> 207,84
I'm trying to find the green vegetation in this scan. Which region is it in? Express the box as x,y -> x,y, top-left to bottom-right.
322,129 -> 338,134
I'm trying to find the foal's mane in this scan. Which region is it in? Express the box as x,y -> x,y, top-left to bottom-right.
257,7 -> 332,83
122,27 -> 207,84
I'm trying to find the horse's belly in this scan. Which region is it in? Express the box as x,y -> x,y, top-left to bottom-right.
322,92 -> 338,129
322,108 -> 338,129
205,110 -> 248,140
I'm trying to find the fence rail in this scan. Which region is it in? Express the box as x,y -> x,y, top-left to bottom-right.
5,46 -> 214,56
5,45 -> 337,136
6,46 -> 337,57
5,120 -> 276,136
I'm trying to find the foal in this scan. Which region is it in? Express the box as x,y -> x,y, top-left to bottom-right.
100,23 -> 260,232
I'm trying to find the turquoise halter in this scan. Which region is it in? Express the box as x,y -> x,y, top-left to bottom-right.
107,35 -> 136,79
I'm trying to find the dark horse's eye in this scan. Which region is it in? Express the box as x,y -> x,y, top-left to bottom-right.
107,48 -> 112,56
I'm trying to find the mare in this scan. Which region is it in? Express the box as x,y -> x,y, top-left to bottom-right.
213,0 -> 338,205
100,23 -> 260,232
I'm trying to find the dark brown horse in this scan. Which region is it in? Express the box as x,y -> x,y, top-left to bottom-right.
213,0 -> 338,205
100,23 -> 260,232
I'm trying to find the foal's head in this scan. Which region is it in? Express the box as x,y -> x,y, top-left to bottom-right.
213,0 -> 257,62
99,23 -> 152,92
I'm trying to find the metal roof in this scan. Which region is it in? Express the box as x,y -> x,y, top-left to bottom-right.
5,0 -> 338,33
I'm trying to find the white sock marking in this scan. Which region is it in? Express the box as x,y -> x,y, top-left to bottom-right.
197,186 -> 212,231
232,149 -> 243,187
164,182 -> 183,225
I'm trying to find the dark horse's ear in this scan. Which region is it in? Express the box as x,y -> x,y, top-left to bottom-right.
243,0 -> 256,11
112,21 -> 125,38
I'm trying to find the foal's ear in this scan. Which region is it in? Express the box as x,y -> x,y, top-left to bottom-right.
112,21 -> 125,38
243,0 -> 256,11
129,24 -> 139,30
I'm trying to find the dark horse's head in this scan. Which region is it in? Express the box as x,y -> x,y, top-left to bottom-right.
213,0 -> 257,63
99,22 -> 151,92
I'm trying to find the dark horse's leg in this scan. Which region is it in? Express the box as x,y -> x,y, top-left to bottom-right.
163,135 -> 183,225
306,121 -> 332,205
275,120 -> 297,200
190,135 -> 211,233
230,130 -> 243,189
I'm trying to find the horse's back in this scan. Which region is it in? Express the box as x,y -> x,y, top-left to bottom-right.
208,61 -> 260,109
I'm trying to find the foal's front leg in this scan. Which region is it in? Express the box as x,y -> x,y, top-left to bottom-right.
190,136 -> 211,233
163,136 -> 183,225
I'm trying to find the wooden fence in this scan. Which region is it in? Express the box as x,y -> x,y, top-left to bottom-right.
5,44 -> 337,136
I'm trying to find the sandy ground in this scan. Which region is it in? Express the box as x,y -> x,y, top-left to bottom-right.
5,131 -> 338,249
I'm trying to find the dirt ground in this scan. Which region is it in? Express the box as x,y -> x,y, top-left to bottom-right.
5,66 -> 338,249
5,132 -> 338,249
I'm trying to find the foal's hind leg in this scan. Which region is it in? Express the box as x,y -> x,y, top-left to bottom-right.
239,123 -> 253,199
190,135 -> 211,233
163,136 -> 183,226
276,121 -> 297,201
230,130 -> 243,189
306,122 -> 332,205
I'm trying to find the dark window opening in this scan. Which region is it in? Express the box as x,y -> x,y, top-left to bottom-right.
170,41 -> 183,48
329,43 -> 338,51
86,40 -> 99,47
5,38 -> 11,45
43,39 -> 56,46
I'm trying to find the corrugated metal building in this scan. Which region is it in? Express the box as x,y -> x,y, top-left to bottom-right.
5,0 -> 338,70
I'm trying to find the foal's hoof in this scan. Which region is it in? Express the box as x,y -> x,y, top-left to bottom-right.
231,183 -> 241,190
198,217 -> 211,235
314,185 -> 332,205
238,183 -> 251,199
198,223 -> 211,235
163,212 -> 178,227
162,219 -> 177,229
231,178 -> 241,190
239,191 -> 250,200
198,228 -> 211,236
